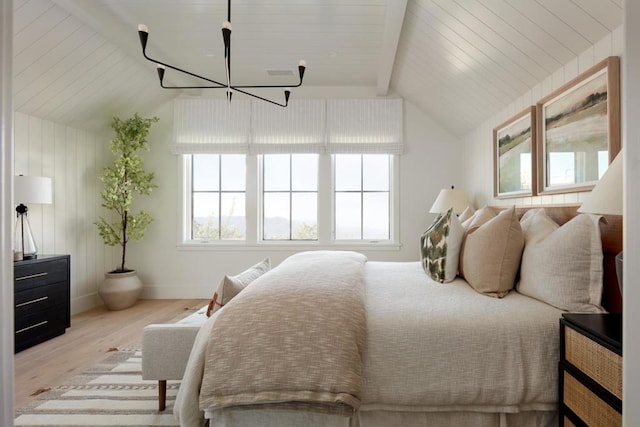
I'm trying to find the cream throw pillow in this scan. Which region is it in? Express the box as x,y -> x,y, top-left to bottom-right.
457,206 -> 475,223
517,210 -> 604,313
420,209 -> 464,283
206,258 -> 271,317
460,206 -> 524,297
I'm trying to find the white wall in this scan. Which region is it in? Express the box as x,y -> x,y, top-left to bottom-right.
13,112 -> 116,314
623,0 -> 640,421
127,88 -> 463,298
462,27 -> 623,207
1,0 -> 14,423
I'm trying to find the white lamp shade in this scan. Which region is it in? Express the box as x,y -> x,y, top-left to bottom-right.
577,150 -> 623,215
14,175 -> 53,205
429,188 -> 472,214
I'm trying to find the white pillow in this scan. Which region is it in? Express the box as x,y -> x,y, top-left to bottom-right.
458,206 -> 475,223
420,208 -> 464,283
517,210 -> 604,313
206,258 -> 271,317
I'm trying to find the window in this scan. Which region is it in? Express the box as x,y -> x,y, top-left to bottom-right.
184,153 -> 396,246
262,154 -> 318,240
334,154 -> 390,240
191,154 -> 246,240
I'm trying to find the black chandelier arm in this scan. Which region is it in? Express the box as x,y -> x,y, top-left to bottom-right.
231,86 -> 291,107
138,28 -> 227,88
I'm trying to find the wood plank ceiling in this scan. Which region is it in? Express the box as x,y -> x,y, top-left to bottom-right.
12,0 -> 623,137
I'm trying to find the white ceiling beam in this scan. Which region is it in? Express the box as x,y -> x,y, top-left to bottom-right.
376,0 -> 408,96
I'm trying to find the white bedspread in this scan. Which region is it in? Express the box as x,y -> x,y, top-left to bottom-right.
360,261 -> 561,413
174,260 -> 563,427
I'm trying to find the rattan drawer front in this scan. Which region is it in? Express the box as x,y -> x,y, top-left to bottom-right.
565,326 -> 622,399
564,371 -> 621,427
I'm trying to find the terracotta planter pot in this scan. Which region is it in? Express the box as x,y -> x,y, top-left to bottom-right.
99,270 -> 142,310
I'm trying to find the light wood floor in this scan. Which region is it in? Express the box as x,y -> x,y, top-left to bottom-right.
14,298 -> 208,412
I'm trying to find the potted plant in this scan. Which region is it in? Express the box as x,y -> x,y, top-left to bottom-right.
95,114 -> 159,310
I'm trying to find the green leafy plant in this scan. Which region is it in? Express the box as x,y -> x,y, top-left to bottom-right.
95,114 -> 159,273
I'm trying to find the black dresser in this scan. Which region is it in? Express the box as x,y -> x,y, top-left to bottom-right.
14,255 -> 70,353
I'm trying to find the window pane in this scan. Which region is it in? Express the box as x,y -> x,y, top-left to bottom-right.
264,192 -> 290,239
221,155 -> 246,191
363,192 -> 389,240
193,154 -> 219,191
292,193 -> 317,240
264,154 -> 290,191
363,155 -> 389,191
193,192 -> 219,239
335,192 -> 361,239
335,154 -> 362,191
548,152 -> 575,186
220,193 -> 245,240
292,154 -> 318,191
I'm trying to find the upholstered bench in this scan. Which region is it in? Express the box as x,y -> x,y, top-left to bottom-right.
141,305 -> 209,410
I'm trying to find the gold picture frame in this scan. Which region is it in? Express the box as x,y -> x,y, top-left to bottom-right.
493,106 -> 536,198
536,56 -> 620,195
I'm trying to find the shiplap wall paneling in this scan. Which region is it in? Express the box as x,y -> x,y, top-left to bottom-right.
13,112 -> 113,313
462,26 -> 623,207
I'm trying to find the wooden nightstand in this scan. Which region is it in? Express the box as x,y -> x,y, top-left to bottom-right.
559,313 -> 622,426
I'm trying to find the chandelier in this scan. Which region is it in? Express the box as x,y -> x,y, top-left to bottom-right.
137,0 -> 307,107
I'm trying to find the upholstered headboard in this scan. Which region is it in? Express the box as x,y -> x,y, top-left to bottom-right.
509,204 -> 623,313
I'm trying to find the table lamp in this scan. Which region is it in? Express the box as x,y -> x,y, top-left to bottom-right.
577,150 -> 623,293
429,186 -> 472,215
14,175 -> 53,260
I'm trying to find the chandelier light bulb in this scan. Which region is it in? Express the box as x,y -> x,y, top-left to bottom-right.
156,64 -> 165,69
138,24 -> 148,33
299,60 -> 306,67
222,21 -> 232,30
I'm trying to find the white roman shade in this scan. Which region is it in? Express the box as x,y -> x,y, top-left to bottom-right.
173,99 -> 251,154
251,99 -> 326,153
327,98 -> 403,154
172,98 -> 403,155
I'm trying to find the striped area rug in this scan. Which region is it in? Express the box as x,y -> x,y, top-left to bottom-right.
15,350 -> 181,427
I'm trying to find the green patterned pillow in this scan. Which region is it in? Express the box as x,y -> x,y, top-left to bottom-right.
420,208 -> 464,283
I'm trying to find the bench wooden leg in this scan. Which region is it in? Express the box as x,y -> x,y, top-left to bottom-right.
158,380 -> 167,411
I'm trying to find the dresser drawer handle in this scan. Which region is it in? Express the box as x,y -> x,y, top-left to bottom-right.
16,296 -> 49,308
16,272 -> 48,281
16,320 -> 48,334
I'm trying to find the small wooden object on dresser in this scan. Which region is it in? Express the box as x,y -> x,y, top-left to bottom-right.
560,313 -> 622,427
14,255 -> 70,353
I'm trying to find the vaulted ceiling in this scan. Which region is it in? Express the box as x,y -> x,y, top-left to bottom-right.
12,0 -> 624,137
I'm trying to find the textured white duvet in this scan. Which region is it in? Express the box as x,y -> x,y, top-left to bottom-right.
174,260 -> 563,427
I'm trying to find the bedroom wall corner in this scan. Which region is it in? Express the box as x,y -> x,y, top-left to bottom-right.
126,93 -> 464,299
460,26 -> 623,208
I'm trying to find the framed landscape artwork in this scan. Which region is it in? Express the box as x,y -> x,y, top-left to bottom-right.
536,56 -> 620,195
493,107 -> 536,198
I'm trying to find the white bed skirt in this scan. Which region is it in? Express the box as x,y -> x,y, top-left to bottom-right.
205,408 -> 557,427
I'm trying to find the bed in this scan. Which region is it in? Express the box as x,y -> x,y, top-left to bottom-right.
173,205 -> 622,427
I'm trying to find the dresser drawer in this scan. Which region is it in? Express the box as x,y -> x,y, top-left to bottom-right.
564,325 -> 622,399
563,370 -> 621,427
14,305 -> 69,352
15,281 -> 68,317
15,258 -> 69,291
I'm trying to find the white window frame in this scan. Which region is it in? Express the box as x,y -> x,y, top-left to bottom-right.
331,154 -> 397,244
177,154 -> 400,251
